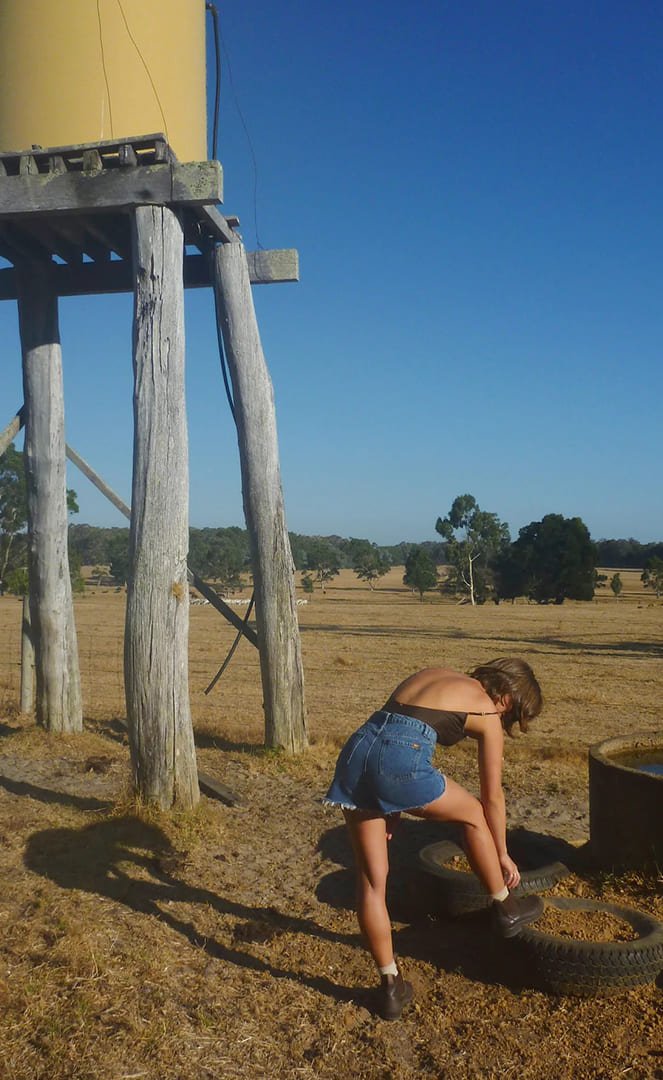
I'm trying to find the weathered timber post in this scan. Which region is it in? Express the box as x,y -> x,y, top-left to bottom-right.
212,242 -> 307,753
20,594 -> 35,714
16,260 -> 82,732
125,205 -> 199,809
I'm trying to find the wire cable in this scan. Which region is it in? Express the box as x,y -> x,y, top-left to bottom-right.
211,273 -> 236,424
115,0 -> 169,145
217,17 -> 264,248
204,594 -> 255,695
96,0 -> 115,139
206,3 -> 221,160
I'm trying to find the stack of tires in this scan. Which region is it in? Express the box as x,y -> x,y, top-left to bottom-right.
414,840 -> 663,996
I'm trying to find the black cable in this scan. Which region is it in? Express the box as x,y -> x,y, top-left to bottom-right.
204,6 -> 263,692
206,2 -> 221,161
211,271 -> 236,424
205,158 -> 257,693
204,594 -> 255,695
216,11 -> 264,248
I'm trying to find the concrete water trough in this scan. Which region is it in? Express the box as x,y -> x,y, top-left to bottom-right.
589,732 -> 663,870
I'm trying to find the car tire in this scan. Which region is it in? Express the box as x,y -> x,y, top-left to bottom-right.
416,840 -> 570,917
511,896 -> 663,995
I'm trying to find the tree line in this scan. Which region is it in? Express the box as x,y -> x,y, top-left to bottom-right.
401,494 -> 663,604
1,443 -> 662,602
61,526 -> 446,593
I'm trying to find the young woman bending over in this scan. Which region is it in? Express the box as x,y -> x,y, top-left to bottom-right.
323,657 -> 544,1020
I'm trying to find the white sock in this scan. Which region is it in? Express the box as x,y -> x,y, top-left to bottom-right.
379,960 -> 398,977
491,885 -> 509,902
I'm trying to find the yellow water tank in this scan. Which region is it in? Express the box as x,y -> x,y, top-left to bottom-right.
0,0 -> 208,161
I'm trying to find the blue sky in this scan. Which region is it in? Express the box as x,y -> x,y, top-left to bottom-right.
1,1 -> 662,545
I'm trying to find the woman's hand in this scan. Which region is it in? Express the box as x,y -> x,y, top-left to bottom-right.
500,853 -> 521,889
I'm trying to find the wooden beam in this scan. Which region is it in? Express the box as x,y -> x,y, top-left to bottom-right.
20,595 -> 35,715
64,444 -> 131,519
20,219 -> 83,264
0,406 -> 24,457
245,249 -> 299,284
0,161 -> 223,218
0,133 -> 175,171
16,259 -> 82,733
197,204 -> 238,245
0,222 -> 52,262
110,718 -> 244,807
197,770 -> 244,807
0,248 -> 300,298
186,569 -> 259,647
212,242 -> 307,753
125,204 -> 199,809
85,217 -> 131,260
50,217 -> 111,263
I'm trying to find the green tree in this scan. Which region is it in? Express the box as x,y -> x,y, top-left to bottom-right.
69,524 -> 108,567
188,527 -> 250,591
492,545 -> 525,603
348,537 -> 391,589
435,494 -> 510,605
504,514 -> 597,604
0,444 -> 28,587
107,531 -> 131,585
403,546 -> 438,600
641,557 -> 663,598
66,545 -> 86,595
610,573 -> 623,597
301,573 -> 314,596
5,566 -> 29,596
1,443 -> 79,594
304,537 -> 342,591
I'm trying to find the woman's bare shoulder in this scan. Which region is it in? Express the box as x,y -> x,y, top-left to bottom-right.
390,667 -> 490,710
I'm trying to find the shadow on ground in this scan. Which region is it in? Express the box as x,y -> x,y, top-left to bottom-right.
24,812 -> 375,1008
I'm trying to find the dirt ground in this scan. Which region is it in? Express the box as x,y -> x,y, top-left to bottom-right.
0,568 -> 661,1079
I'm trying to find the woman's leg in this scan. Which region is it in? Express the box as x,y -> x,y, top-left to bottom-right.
343,809 -> 394,967
409,777 -> 505,895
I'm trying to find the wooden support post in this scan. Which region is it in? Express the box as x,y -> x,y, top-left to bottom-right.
212,242 -> 307,753
20,594 -> 34,714
126,205 -> 199,809
16,260 -> 82,732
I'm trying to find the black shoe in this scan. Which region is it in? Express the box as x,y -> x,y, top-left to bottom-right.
376,971 -> 413,1020
492,893 -> 544,938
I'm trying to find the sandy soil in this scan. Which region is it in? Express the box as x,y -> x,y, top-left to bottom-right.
0,569 -> 661,1079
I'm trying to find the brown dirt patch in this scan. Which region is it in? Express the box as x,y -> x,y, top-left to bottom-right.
0,572 -> 662,1079
537,905 -> 639,942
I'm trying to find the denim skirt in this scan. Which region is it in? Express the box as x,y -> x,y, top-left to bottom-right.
323,710 -> 446,814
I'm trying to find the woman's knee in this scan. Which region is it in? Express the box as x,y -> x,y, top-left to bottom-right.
357,865 -> 388,895
459,793 -> 489,831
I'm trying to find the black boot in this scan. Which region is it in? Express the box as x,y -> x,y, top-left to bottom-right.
376,971 -> 413,1020
492,892 -> 544,938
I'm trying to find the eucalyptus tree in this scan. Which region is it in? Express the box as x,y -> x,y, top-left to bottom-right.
435,494 -> 510,605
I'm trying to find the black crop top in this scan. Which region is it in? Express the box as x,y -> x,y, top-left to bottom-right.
383,698 -> 468,747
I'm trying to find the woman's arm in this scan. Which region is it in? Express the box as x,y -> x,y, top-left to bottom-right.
464,713 -> 521,888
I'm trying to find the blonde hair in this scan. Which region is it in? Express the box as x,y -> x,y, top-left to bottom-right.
468,657 -> 542,736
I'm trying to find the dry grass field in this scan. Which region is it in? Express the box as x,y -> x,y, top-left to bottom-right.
0,567 -> 661,1079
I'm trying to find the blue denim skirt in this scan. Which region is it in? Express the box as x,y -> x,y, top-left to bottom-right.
323,710 -> 446,814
